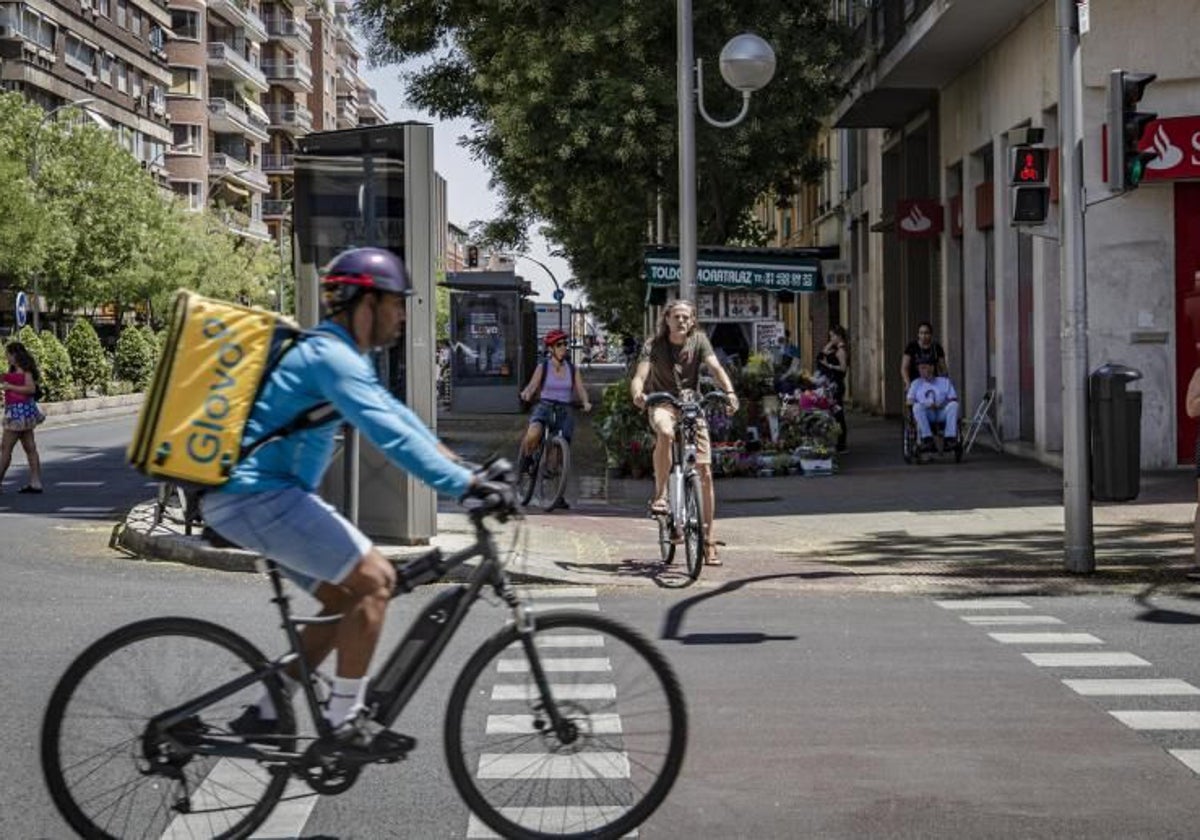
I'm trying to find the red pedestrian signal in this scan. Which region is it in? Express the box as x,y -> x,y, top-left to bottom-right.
1009,145 -> 1050,225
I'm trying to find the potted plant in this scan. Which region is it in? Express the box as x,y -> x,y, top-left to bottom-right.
792,409 -> 839,475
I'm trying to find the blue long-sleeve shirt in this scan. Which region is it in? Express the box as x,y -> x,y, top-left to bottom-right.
213,321 -> 472,499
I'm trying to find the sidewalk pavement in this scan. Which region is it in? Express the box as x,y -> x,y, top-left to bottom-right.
113,403 -> 1200,596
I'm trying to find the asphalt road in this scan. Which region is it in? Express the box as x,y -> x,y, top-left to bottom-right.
6,417 -> 1200,838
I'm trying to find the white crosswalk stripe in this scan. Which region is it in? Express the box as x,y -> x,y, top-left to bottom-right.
988,632 -> 1103,645
935,599 -> 1032,610
1063,679 -> 1200,696
944,597 -> 1200,778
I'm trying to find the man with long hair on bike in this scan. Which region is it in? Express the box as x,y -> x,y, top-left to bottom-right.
630,299 -> 738,565
200,247 -> 511,756
518,328 -> 591,510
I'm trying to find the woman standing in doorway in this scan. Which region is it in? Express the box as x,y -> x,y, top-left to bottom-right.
817,325 -> 850,454
0,341 -> 45,493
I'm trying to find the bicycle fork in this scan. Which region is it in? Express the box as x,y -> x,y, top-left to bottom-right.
507,592 -> 579,745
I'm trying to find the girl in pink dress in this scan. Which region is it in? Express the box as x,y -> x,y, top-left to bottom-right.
0,341 -> 45,493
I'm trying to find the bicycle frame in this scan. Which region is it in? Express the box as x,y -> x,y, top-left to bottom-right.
147,512 -> 569,763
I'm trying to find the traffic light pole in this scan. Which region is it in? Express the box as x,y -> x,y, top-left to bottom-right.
1057,0 -> 1095,572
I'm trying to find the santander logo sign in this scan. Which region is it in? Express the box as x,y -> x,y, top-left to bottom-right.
1136,116 -> 1200,180
896,199 -> 943,239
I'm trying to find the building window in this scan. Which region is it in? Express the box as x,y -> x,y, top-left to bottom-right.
96,0 -> 109,16
116,0 -> 126,28
116,60 -> 128,93
169,66 -> 199,97
172,122 -> 202,153
130,7 -> 141,36
148,25 -> 164,51
171,9 -> 199,40
64,35 -> 97,75
100,52 -> 113,85
171,181 -> 204,211
131,69 -> 142,99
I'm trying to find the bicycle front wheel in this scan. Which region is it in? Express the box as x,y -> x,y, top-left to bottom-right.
538,436 -> 570,510
517,443 -> 539,506
445,611 -> 687,840
682,474 -> 705,581
41,617 -> 295,840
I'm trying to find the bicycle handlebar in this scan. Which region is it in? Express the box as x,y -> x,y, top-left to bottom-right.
644,391 -> 731,410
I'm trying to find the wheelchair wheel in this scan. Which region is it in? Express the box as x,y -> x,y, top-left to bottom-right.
902,415 -> 915,464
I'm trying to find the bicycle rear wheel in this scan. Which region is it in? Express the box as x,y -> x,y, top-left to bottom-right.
445,611 -> 687,840
538,436 -> 570,510
41,617 -> 295,840
682,474 -> 704,581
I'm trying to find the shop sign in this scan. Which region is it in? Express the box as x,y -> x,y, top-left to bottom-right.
645,255 -> 822,292
1117,116 -> 1200,182
896,199 -> 944,239
753,321 -> 786,356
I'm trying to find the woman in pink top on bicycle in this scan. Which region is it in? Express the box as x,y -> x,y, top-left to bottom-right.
0,341 -> 45,493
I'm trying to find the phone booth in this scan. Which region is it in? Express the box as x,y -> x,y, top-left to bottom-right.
292,123 -> 438,543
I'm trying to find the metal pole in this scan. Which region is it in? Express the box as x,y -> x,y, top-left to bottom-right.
677,0 -> 697,304
1058,0 -> 1094,572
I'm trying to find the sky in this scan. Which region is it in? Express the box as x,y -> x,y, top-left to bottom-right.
358,63 -> 582,310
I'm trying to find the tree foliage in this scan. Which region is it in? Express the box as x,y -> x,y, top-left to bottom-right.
37,330 -> 75,401
354,0 -> 849,331
114,326 -> 156,389
0,92 -> 286,326
65,319 -> 110,395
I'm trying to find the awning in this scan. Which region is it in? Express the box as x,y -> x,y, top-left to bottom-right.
643,245 -> 827,293
243,99 -> 270,124
217,182 -> 250,198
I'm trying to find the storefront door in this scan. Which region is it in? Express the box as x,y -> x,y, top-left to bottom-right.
1174,183 -> 1200,464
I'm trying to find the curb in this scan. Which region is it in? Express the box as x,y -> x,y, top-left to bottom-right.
43,394 -> 143,428
115,501 -> 605,585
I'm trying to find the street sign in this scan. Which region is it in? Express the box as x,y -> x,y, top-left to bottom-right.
15,291 -> 28,328
552,288 -> 565,302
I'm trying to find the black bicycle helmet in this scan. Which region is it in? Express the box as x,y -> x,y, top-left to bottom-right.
320,247 -> 412,313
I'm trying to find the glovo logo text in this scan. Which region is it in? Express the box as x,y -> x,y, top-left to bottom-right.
186,316 -> 246,463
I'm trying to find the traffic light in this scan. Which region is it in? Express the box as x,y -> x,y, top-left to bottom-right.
1010,145 -> 1050,225
467,244 -> 479,268
1106,69 -> 1158,192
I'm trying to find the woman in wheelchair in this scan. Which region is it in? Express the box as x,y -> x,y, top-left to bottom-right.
906,359 -> 961,457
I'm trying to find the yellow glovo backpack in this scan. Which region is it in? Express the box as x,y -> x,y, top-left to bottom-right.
128,290 -> 337,486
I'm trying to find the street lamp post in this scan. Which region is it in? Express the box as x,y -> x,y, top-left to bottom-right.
26,97 -> 110,331
520,254 -> 565,332
676,19 -> 776,304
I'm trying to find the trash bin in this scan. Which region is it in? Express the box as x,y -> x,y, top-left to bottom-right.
1089,363 -> 1142,501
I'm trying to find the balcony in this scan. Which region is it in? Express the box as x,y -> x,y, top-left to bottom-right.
358,88 -> 387,124
208,0 -> 269,43
207,42 -> 269,91
835,0 -> 1042,128
265,15 -> 312,51
336,99 -> 358,129
262,153 -> 294,172
207,97 -> 270,143
219,206 -> 272,241
263,58 -> 313,93
262,198 -> 292,218
209,153 -> 269,192
335,64 -> 361,94
265,102 -> 313,134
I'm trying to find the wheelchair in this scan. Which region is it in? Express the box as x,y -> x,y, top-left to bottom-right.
902,394 -> 963,464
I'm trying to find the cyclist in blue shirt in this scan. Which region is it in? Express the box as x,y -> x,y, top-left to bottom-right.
201,247 -> 510,755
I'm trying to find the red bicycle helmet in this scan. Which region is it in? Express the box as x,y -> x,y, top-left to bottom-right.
543,329 -> 569,348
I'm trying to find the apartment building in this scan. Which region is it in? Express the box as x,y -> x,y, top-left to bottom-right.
0,0 -> 173,168
163,0 -> 384,245
772,0 -> 1200,470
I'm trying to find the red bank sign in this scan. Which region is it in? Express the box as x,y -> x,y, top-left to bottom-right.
1106,115 -> 1200,182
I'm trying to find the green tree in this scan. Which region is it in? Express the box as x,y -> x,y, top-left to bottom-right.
37,330 -> 75,401
14,325 -> 43,359
353,0 -> 849,331
114,326 -> 156,390
65,319 -> 110,395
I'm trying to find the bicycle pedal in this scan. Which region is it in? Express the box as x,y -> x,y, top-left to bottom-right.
370,731 -> 417,762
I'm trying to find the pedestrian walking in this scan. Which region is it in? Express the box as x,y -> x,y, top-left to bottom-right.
0,341 -> 46,493
1185,366 -> 1200,581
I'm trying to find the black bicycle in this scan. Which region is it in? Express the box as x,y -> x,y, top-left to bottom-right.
645,390 -> 729,581
516,401 -> 572,511
41,472 -> 687,840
